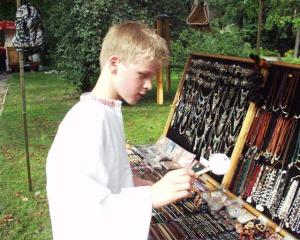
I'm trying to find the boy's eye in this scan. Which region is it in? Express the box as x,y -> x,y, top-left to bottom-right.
138,72 -> 148,78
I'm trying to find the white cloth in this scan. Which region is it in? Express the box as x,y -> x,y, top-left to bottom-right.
46,93 -> 152,240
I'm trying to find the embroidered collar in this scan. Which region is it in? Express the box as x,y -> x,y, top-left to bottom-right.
80,92 -> 122,109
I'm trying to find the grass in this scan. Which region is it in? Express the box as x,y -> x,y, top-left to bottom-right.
0,70 -> 181,239
281,55 -> 300,64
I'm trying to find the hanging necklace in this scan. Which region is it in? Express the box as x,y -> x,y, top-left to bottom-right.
286,185 -> 300,230
277,179 -> 299,222
291,124 -> 300,164
267,169 -> 287,218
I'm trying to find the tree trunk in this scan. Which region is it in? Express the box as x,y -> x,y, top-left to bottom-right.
256,0 -> 263,55
293,9 -> 299,58
243,0 -> 247,27
294,29 -> 300,58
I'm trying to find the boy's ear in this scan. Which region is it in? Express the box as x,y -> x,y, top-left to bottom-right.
107,55 -> 120,74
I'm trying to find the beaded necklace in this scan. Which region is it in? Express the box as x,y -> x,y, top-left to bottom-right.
286,186 -> 300,230
246,164 -> 264,204
277,179 -> 299,223
291,125 -> 300,164
256,167 -> 278,212
252,165 -> 270,204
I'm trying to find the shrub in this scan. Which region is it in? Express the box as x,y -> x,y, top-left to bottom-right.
282,50 -> 300,64
171,25 -> 253,69
48,0 -> 187,92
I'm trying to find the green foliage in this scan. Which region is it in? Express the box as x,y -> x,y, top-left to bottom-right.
264,0 -> 300,30
171,25 -> 253,68
282,55 -> 300,64
261,0 -> 300,53
209,0 -> 300,56
282,50 -> 300,64
47,0 -> 187,92
5,0 -> 299,88
48,1 -> 106,91
0,0 -> 16,20
294,17 -> 300,29
259,47 -> 280,57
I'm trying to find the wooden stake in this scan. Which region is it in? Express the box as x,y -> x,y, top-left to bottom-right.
164,18 -> 171,92
156,17 -> 164,105
17,0 -> 32,192
156,14 -> 172,104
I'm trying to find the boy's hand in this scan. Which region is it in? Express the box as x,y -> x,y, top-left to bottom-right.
150,168 -> 196,208
133,176 -> 153,186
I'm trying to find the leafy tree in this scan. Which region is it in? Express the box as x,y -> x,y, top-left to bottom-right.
208,0 -> 300,56
0,0 -> 16,20
47,0 -> 188,91
3,0 -> 298,91
264,0 -> 300,56
171,26 -> 253,69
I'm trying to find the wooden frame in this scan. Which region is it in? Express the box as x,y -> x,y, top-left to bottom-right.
161,52 -> 299,239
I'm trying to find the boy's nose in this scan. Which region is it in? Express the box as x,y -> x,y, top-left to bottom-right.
144,79 -> 152,91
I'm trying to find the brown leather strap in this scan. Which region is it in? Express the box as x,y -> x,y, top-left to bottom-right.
266,116 -> 285,154
254,110 -> 272,148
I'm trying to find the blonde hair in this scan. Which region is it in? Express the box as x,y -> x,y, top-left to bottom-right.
100,21 -> 169,68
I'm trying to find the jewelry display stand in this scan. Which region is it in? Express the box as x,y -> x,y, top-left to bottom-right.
224,61 -> 300,239
130,53 -> 299,239
164,53 -> 257,184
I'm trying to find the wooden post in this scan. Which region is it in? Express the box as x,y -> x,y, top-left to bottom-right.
17,0 -> 32,192
256,0 -> 263,55
163,18 -> 171,92
156,17 -> 164,105
157,67 -> 164,105
156,14 -> 171,104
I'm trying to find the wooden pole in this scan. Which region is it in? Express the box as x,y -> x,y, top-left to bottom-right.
156,14 -> 172,103
256,0 -> 263,55
163,18 -> 171,92
156,17 -> 164,105
17,0 -> 32,192
294,29 -> 300,58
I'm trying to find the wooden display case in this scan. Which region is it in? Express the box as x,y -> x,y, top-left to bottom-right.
158,53 -> 300,239
129,52 -> 299,239
224,60 -> 300,239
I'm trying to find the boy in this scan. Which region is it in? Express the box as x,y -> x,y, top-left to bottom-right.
46,21 -> 195,240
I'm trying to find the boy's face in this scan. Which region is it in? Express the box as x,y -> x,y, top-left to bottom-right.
113,58 -> 160,105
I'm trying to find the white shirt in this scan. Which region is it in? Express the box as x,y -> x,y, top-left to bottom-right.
46,93 -> 152,240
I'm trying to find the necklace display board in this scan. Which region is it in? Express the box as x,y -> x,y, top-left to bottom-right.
228,61 -> 300,239
164,53 -> 258,183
